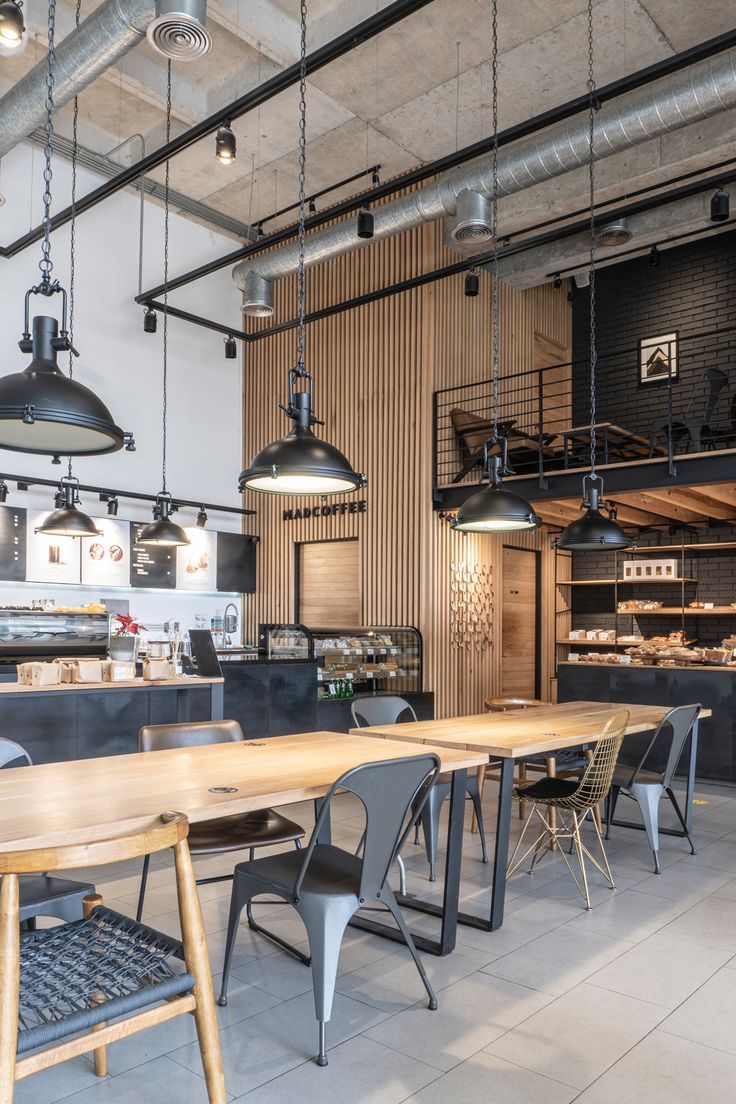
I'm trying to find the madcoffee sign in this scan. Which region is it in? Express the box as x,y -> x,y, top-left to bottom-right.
282,499 -> 367,522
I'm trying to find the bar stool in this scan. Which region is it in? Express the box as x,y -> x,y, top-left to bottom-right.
0,812 -> 226,1103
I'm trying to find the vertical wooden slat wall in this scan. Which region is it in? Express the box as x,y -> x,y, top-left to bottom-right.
241,209 -> 571,716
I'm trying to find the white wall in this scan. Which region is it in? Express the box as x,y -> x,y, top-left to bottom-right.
0,142 -> 250,634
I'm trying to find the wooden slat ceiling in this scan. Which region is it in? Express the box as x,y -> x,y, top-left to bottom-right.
533,482 -> 736,531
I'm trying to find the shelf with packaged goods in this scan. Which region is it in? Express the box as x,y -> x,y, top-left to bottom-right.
558,636 -> 697,647
630,542 -> 736,553
559,578 -> 697,586
618,606 -> 736,616
317,669 -> 408,681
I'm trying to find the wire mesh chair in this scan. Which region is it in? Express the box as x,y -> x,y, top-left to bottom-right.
0,812 -> 226,1103
506,709 -> 629,910
218,754 -> 441,1067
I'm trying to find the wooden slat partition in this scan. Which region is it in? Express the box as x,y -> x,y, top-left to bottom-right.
241,207 -> 571,715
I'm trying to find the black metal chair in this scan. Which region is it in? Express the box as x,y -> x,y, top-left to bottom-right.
605,703 -> 700,874
218,754 -> 441,1067
135,720 -> 305,921
0,738 -> 94,926
649,367 -> 728,456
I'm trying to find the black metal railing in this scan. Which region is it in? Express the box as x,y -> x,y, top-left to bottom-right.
433,324 -> 736,490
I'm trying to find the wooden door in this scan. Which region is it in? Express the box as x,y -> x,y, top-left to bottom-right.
298,539 -> 361,625
501,546 -> 539,698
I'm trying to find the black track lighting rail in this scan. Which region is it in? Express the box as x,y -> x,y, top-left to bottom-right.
130,26 -> 736,308
0,471 -> 255,517
0,0 -> 435,260
254,164 -> 381,231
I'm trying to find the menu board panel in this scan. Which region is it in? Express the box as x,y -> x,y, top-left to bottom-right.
176,528 -> 218,592
80,518 -> 131,588
129,524 -> 177,589
26,510 -> 82,585
0,504 -> 27,581
216,532 -> 257,593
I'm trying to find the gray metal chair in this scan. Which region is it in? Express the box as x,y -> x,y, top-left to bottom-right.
136,720 -> 304,921
218,753 -> 441,1067
351,695 -> 488,881
605,703 -> 700,874
0,737 -> 95,926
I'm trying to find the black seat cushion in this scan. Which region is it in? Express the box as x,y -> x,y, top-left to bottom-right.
187,808 -> 305,854
516,776 -> 579,802
235,843 -> 362,898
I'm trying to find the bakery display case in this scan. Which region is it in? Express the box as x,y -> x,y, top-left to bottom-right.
310,626 -> 422,698
0,608 -> 111,665
258,623 -> 313,660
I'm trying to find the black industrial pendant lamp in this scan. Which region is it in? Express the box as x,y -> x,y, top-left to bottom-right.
239,0 -> 365,497
454,0 -> 539,535
556,0 -> 635,554
37,476 -> 101,538
215,123 -> 236,165
0,0 -> 130,458
0,0 -> 24,49
139,63 -> 189,548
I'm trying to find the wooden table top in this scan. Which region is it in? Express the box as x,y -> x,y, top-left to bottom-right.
0,732 -> 487,851
351,700 -> 711,759
0,676 -> 223,694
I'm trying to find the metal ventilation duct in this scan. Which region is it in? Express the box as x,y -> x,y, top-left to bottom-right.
235,47 -> 736,315
451,189 -> 493,244
0,0 -> 156,162
595,217 -> 632,246
147,0 -> 212,61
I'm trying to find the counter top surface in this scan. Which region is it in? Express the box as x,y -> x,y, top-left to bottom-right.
559,661 -> 736,673
0,676 -> 223,694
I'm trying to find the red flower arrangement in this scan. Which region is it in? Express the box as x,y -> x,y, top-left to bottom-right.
114,614 -> 146,637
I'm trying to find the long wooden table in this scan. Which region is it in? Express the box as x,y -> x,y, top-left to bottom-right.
352,700 -> 708,930
0,731 -> 487,956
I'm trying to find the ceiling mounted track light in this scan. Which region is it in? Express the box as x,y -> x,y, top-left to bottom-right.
239,0 -> 364,498
451,189 -> 493,244
196,505 -> 207,527
224,335 -> 237,359
711,187 -> 729,222
0,0 -> 24,50
0,479 -> 7,503
649,244 -> 660,267
0,0 -> 130,458
107,495 -> 118,516
357,207 -> 374,239
36,476 -> 101,538
147,0 -> 212,61
143,306 -> 158,333
215,123 -> 236,165
464,270 -> 479,297
454,0 -> 538,535
557,0 -> 635,555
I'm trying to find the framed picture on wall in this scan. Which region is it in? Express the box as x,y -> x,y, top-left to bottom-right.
638,331 -> 678,385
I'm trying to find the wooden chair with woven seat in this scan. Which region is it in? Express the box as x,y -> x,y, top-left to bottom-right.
136,720 -> 305,926
506,709 -> 629,910
0,812 -> 226,1103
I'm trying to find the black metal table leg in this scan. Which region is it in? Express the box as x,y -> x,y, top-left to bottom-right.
490,757 -> 514,931
684,719 -> 698,832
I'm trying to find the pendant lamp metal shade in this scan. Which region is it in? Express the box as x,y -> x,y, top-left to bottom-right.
239,390 -> 365,495
556,476 -> 635,551
36,477 -> 101,538
138,493 -> 190,546
0,316 -> 125,456
453,450 -> 540,533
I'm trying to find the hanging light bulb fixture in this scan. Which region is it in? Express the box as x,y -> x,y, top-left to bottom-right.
0,0 -> 24,49
139,63 -> 189,548
239,0 -> 365,497
0,0 -> 130,458
215,123 -> 236,165
556,0 -> 635,554
37,476 -> 101,538
453,0 -> 539,535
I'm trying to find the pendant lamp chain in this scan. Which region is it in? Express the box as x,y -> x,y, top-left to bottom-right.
295,0 -> 307,379
66,0 -> 81,484
40,0 -> 57,290
586,0 -> 598,479
162,59 -> 172,495
490,0 -> 499,445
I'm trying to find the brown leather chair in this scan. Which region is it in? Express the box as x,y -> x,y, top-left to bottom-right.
135,720 -> 305,921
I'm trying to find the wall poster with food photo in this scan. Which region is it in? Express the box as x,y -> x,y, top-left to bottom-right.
26,510 -> 81,585
176,527 -> 218,592
80,519 -> 131,587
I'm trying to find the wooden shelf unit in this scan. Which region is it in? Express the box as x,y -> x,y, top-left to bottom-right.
558,578 -> 697,586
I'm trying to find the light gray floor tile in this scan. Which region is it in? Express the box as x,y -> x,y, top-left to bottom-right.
170,991 -> 387,1097
588,931 -> 730,1008
365,972 -> 552,1071
685,837 -> 736,873
574,1029 -> 736,1103
236,1034 -> 437,1102
334,943 -> 495,1013
658,894 -> 736,951
51,1055 -> 223,1103
401,1050 -> 578,1104
12,1057 -> 103,1104
631,861 -> 734,904
483,925 -> 634,996
660,967 -> 736,1053
564,887 -> 690,941
486,982 -> 665,1089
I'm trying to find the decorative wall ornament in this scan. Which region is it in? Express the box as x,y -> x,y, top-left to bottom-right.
638,331 -> 678,385
450,558 -> 493,650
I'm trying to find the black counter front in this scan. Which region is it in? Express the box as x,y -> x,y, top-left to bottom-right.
557,662 -> 735,782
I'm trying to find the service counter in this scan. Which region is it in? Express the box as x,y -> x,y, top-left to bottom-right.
557,661 -> 736,782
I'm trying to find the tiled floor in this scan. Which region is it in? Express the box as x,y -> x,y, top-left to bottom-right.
16,779 -> 736,1103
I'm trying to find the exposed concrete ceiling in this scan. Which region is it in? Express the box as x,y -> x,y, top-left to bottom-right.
1,0 -> 736,277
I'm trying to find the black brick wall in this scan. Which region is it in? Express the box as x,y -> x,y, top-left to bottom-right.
572,228 -> 736,437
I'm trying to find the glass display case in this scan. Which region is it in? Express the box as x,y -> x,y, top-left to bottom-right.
0,609 -> 111,664
310,626 -> 422,698
258,623 -> 313,660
